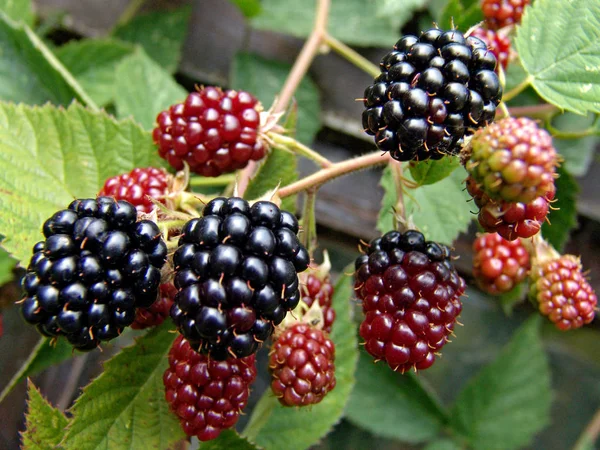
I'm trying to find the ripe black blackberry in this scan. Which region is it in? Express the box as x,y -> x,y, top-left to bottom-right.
171,197 -> 309,360
20,197 -> 167,351
362,28 -> 502,161
355,229 -> 466,372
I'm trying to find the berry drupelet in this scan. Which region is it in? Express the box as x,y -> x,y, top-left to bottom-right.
20,197 -> 167,350
362,28 -> 502,162
171,197 -> 310,360
153,87 -> 267,177
98,167 -> 169,214
299,257 -> 336,333
164,335 -> 257,441
470,27 -> 511,71
355,229 -> 466,372
131,283 -> 176,329
482,0 -> 531,29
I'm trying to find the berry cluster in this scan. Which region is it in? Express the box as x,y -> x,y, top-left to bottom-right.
98,167 -> 169,214
131,283 -> 176,329
299,271 -> 336,333
153,87 -> 267,177
164,335 -> 256,441
363,28 -> 502,161
467,118 -> 558,204
171,197 -> 310,360
355,230 -> 466,372
530,255 -> 597,330
482,0 -> 531,29
469,27 -> 511,71
269,323 -> 336,407
472,233 -> 530,295
20,197 -> 166,350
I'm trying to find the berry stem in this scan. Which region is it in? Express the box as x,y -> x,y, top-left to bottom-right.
278,151 -> 391,198
300,188 -> 318,252
272,0 -> 331,115
268,132 -> 333,168
188,174 -> 236,188
546,123 -> 600,139
502,75 -> 534,102
113,0 -> 146,30
390,160 -> 406,220
508,103 -> 558,120
236,161 -> 257,198
323,33 -> 380,78
573,407 -> 600,450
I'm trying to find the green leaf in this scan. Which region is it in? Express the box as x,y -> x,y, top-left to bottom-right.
21,380 -> 68,450
112,5 -> 192,73
424,439 -> 462,450
0,0 -> 33,25
62,323 -> 184,450
243,268 -> 359,450
229,0 -> 261,17
114,48 -> 187,130
439,0 -> 483,30
56,39 -> 135,107
552,112 -> 599,177
0,102 -> 164,265
542,165 -> 579,251
231,52 -> 320,144
0,244 -> 16,285
0,338 -> 76,404
450,316 -> 552,450
409,157 -> 461,186
377,165 -> 399,234
439,0 -> 463,30
0,13 -> 96,107
404,166 -> 473,245
201,430 -> 259,450
345,351 -> 447,443
515,0 -> 600,115
252,0 -> 423,47
498,282 -> 527,316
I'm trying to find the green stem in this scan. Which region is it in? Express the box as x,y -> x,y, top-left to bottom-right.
502,75 -> 533,102
323,33 -> 380,78
546,124 -> 600,139
188,174 -> 236,188
508,103 -> 558,120
113,0 -> 146,30
300,189 -> 318,252
269,132 -> 333,168
573,407 -> 600,450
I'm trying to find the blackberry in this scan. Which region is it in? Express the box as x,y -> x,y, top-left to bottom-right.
98,167 -> 169,214
466,118 -> 558,204
171,197 -> 309,360
472,233 -> 530,295
20,197 -> 167,351
363,28 -> 502,162
470,27 -> 511,71
355,229 -> 466,372
530,255 -> 597,330
164,335 -> 256,441
269,323 -> 336,406
131,283 -> 176,329
153,87 -> 267,176
482,0 -> 531,29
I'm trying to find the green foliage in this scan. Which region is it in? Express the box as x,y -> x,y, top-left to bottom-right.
243,267 -> 358,450
552,113 -> 599,177
542,166 -> 579,251
345,351 -> 447,443
56,39 -> 135,107
0,245 -> 16,285
201,430 -> 260,449
0,0 -> 33,25
229,0 -> 262,17
377,165 -> 399,234
62,323 -> 184,450
409,157 -> 461,187
439,0 -> 483,30
112,5 -> 191,74
498,283 -> 527,316
451,316 -> 552,450
0,102 -> 163,264
0,13 -> 96,107
424,439 -> 462,450
115,48 -> 187,130
404,165 -> 473,245
21,381 -> 68,450
515,0 -> 600,115
252,0 -> 425,47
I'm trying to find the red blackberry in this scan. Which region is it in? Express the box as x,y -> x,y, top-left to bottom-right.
20,197 -> 167,351
269,323 -> 336,406
354,229 -> 466,372
153,87 -> 267,177
131,283 -> 176,329
482,0 -> 531,29
466,118 -> 558,204
171,197 -> 310,360
469,27 -> 511,71
363,28 -> 502,162
98,167 -> 169,214
299,255 -> 335,333
530,254 -> 597,330
472,233 -> 530,295
164,335 -> 256,441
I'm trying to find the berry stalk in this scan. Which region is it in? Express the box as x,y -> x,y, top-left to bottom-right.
500,75 -> 533,102
267,133 -> 333,168
188,174 -> 236,188
323,34 -> 380,78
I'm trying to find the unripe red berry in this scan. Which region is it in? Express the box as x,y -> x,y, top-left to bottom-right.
98,167 -> 168,214
299,272 -> 335,333
131,283 -> 176,329
482,0 -> 531,29
469,27 -> 511,70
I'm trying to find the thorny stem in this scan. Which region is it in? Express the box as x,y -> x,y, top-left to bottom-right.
236,161 -> 257,198
502,75 -> 533,102
188,174 -> 236,188
278,151 -> 391,198
301,189 -> 318,252
323,34 -> 380,78
507,103 -> 558,120
113,0 -> 146,30
268,132 -> 333,168
390,160 -> 405,221
573,407 -> 600,450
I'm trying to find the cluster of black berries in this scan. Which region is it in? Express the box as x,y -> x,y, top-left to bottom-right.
362,28 -> 502,161
171,197 -> 310,360
21,197 -> 166,351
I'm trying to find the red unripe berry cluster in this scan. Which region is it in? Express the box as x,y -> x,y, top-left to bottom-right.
98,167 -> 168,214
482,0 -> 531,29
